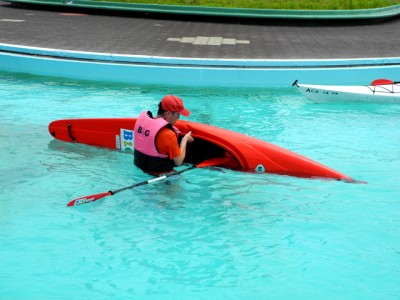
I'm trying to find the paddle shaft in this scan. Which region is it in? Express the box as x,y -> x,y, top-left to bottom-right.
67,157 -> 229,206
109,165 -> 196,195
67,166 -> 196,206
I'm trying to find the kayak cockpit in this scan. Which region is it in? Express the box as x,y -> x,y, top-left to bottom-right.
183,136 -> 240,170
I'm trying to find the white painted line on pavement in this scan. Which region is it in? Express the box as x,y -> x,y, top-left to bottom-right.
208,37 -> 223,46
222,38 -> 236,45
193,36 -> 210,45
180,37 -> 196,43
167,36 -> 250,46
0,19 -> 25,22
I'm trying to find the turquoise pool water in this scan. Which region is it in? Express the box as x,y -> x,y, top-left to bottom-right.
0,72 -> 399,299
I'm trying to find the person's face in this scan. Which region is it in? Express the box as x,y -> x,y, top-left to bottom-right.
164,111 -> 180,125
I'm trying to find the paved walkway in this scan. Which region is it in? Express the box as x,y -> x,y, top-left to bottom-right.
0,1 -> 399,60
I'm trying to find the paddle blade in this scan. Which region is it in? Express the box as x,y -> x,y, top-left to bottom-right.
348,179 -> 368,184
67,191 -> 112,207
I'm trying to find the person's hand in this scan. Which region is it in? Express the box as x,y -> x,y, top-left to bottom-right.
183,131 -> 194,143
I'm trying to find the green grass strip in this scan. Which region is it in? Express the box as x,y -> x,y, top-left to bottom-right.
99,0 -> 400,10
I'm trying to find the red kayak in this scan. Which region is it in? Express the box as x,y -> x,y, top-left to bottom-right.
48,118 -> 358,182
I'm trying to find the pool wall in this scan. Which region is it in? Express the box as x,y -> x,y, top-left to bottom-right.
1,43 -> 399,87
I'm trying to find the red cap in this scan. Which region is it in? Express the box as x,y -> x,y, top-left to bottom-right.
160,95 -> 190,117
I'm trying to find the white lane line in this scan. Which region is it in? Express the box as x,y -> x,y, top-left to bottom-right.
222,38 -> 236,45
0,19 -> 25,22
167,36 -> 250,46
208,37 -> 223,46
193,36 -> 210,45
180,37 -> 196,43
167,38 -> 181,42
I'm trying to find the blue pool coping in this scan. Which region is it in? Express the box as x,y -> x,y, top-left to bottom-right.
1,43 -> 400,87
4,0 -> 400,21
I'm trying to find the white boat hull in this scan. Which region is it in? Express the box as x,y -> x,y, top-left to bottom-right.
295,81 -> 400,103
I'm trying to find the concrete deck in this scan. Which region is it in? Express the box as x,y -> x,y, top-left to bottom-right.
1,1 -> 400,60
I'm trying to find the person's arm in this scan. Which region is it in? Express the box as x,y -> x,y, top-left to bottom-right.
173,131 -> 194,166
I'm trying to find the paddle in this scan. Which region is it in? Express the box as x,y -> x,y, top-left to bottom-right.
66,157 -> 229,207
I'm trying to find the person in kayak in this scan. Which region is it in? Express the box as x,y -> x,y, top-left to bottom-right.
134,94 -> 194,173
